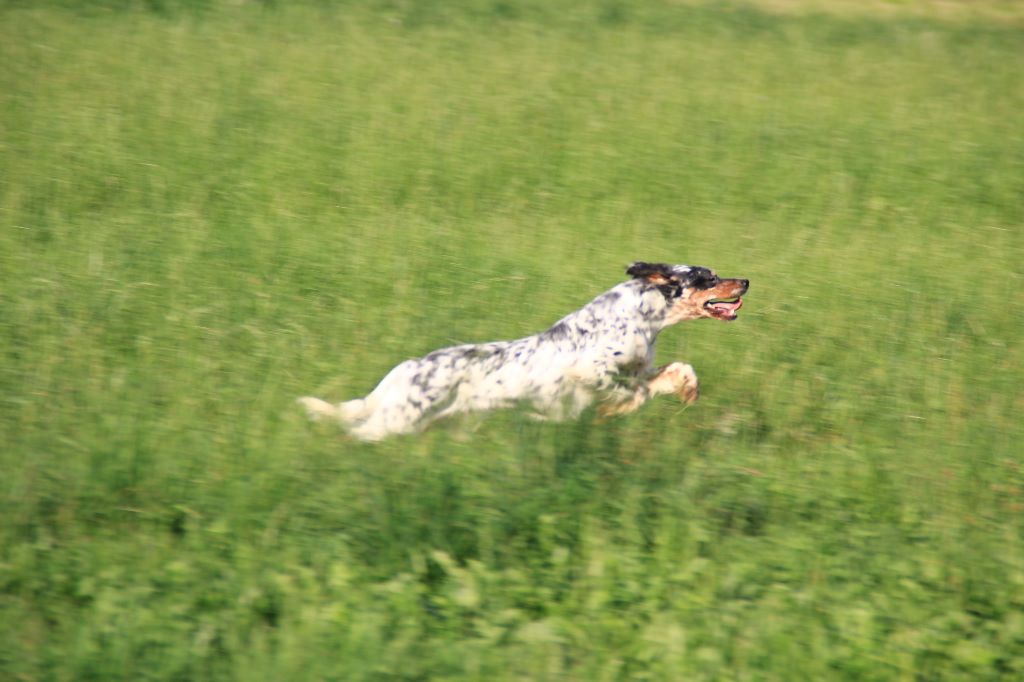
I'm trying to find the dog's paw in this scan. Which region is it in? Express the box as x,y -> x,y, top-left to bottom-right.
664,363 -> 699,405
297,396 -> 336,421
676,370 -> 699,405
646,362 -> 699,405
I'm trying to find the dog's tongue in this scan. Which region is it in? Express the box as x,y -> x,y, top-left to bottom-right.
708,298 -> 743,320
709,298 -> 743,314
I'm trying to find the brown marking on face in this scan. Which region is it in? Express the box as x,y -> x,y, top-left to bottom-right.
664,277 -> 749,325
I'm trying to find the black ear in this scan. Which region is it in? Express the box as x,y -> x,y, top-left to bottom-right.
626,262 -> 675,282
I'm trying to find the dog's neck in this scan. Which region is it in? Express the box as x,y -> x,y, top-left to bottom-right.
621,280 -> 676,335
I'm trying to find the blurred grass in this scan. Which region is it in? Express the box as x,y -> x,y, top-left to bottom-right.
1,0 -> 1022,679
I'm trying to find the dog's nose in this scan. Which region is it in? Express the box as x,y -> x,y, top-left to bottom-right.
739,279 -> 750,291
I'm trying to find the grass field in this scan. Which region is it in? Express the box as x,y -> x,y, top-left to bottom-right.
1,0 -> 1022,679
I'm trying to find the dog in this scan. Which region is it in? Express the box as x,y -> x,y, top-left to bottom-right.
299,262 -> 749,441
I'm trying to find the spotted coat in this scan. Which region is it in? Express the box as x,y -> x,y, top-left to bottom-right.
299,262 -> 749,441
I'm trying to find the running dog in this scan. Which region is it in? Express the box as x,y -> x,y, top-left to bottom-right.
299,262 -> 749,440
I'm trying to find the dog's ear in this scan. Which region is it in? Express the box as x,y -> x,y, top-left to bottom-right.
626,262 -> 676,284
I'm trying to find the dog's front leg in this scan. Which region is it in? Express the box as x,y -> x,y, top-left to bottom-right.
598,362 -> 699,417
646,361 -> 699,405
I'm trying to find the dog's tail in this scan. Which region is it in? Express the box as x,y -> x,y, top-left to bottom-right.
297,396 -> 370,425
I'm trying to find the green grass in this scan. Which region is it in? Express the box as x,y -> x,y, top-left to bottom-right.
1,0 -> 1022,679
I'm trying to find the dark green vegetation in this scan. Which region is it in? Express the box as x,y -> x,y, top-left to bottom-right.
1,1 -> 1022,679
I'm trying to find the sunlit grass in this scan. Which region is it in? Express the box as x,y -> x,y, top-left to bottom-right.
1,1 -> 1022,679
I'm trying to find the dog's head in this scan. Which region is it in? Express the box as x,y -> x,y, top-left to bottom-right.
627,262 -> 749,324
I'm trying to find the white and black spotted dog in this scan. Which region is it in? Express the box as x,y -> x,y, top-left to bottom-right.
299,262 -> 749,441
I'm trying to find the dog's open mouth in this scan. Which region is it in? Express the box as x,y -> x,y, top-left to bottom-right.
705,297 -> 743,321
